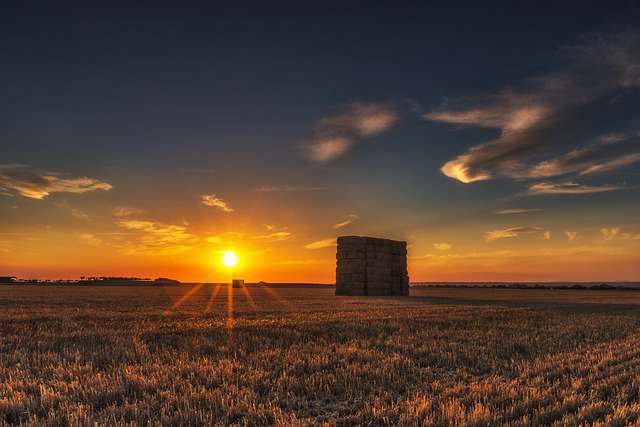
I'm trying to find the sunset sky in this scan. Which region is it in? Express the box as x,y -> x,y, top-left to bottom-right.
2,1 -> 639,283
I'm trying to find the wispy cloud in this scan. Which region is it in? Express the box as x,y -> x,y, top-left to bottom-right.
0,239 -> 12,253
581,152 -> 640,175
528,133 -> 640,178
433,242 -> 452,251
115,219 -> 198,255
527,182 -> 630,195
426,27 -> 640,185
496,208 -> 542,214
0,166 -> 112,199
486,227 -> 544,241
251,231 -> 291,242
201,194 -> 233,212
601,227 -> 640,241
55,200 -> 90,220
544,231 -> 551,240
565,231 -> 578,241
305,101 -> 399,162
304,238 -> 337,249
78,233 -> 102,245
252,185 -> 325,192
333,214 -> 359,229
113,206 -> 145,217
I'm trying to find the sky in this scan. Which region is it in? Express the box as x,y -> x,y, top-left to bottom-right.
1,1 -> 639,283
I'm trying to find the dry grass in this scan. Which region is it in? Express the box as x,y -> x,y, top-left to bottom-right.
1,284 -> 639,426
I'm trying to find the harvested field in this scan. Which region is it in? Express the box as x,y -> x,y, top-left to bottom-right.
1,284 -> 639,426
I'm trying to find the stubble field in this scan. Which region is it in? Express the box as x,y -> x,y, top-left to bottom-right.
1,284 -> 639,426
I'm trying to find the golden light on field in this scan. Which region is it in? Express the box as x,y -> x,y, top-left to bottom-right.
221,251 -> 239,268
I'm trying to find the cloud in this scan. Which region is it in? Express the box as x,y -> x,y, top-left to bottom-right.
251,231 -> 291,242
433,243 -> 452,251
0,239 -> 11,253
55,200 -> 90,220
527,182 -> 630,195
486,227 -> 544,241
601,227 -> 640,241
495,208 -> 542,214
115,219 -> 198,255
304,238 -> 337,249
528,133 -> 640,178
200,194 -> 233,212
252,185 -> 324,192
0,167 -> 112,199
427,27 -> 640,184
79,233 -> 102,245
565,231 -> 578,241
581,152 -> 640,175
306,101 -> 399,162
543,231 -> 551,240
113,206 -> 145,217
333,214 -> 359,229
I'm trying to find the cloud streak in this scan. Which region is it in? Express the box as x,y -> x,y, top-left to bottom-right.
304,238 -> 337,249
0,167 -> 112,199
527,182 -> 630,195
495,208 -> 542,214
486,227 -> 544,241
333,214 -> 359,229
433,242 -> 452,251
306,101 -> 399,162
251,231 -> 291,242
251,185 -> 324,192
201,194 -> 234,212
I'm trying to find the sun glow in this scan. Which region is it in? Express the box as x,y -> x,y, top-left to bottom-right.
221,251 -> 239,268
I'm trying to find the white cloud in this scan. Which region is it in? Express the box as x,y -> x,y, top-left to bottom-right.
486,227 -> 544,241
201,194 -> 234,212
304,238 -> 337,249
565,231 -> 577,241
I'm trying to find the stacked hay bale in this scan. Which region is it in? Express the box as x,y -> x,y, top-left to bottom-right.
335,236 -> 409,296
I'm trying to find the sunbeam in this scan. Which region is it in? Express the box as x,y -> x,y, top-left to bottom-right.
163,282 -> 205,314
205,283 -> 222,313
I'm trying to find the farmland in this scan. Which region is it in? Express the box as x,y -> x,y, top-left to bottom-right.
1,284 -> 640,426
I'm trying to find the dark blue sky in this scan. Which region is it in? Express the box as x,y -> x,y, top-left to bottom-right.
1,0 -> 639,282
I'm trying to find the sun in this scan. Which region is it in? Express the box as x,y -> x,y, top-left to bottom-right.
221,251 -> 239,268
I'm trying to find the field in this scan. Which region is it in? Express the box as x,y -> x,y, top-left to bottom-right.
1,284 -> 640,426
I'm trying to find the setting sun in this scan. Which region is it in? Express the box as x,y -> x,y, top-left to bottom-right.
221,251 -> 239,268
